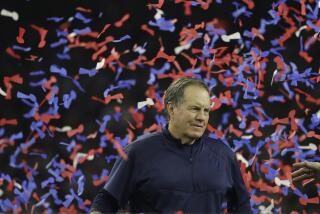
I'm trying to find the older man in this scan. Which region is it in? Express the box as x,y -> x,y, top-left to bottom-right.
292,161 -> 320,185
90,78 -> 252,213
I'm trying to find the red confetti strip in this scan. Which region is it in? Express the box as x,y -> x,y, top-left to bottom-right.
3,74 -> 23,100
16,27 -> 26,44
219,91 -> 233,106
97,24 -> 111,38
5,47 -> 21,60
92,45 -> 107,61
80,31 -> 99,38
299,197 -> 319,205
34,113 -> 61,124
240,163 -> 253,192
0,119 -> 18,126
91,93 -> 124,105
70,144 -> 83,162
146,50 -> 176,66
67,124 -> 84,137
59,205 -> 78,213
304,131 -> 320,140
288,109 -> 297,132
157,72 -> 194,80
298,51 -> 313,62
184,1 -> 192,16
141,24 -> 155,36
42,76 -> 57,90
143,123 -> 160,133
207,124 -> 224,138
242,0 -> 255,9
271,117 -> 289,125
147,0 -> 164,9
108,134 -> 128,160
127,128 -> 135,144
76,7 -> 92,13
78,147 -> 103,165
69,39 -> 99,50
0,138 -> 15,153
128,107 -> 144,129
181,52 -> 197,67
250,121 -> 263,137
294,88 -> 320,105
228,124 -> 243,137
300,0 -> 306,15
115,13 -> 130,28
277,4 -> 297,46
93,175 -> 109,186
30,24 -> 48,48
25,55 -> 39,61
251,178 -> 280,193
251,27 -> 265,40
294,94 -> 305,110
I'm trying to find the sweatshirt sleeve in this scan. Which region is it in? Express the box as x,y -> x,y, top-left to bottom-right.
227,154 -> 252,213
90,188 -> 119,212
91,144 -> 136,212
104,145 -> 136,207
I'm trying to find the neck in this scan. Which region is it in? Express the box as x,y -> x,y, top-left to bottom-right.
168,124 -> 195,145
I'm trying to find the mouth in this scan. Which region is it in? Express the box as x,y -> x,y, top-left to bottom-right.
191,124 -> 203,128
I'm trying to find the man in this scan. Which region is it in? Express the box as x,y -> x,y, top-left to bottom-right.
292,161 -> 320,185
90,78 -> 252,213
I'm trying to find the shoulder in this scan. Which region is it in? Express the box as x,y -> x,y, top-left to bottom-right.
203,136 -> 235,159
125,131 -> 164,153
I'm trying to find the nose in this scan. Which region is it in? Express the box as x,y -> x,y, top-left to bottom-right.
195,110 -> 206,121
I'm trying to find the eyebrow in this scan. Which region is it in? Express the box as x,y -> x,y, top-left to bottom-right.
188,104 -> 211,109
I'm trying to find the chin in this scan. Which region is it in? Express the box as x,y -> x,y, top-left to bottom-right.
189,131 -> 204,138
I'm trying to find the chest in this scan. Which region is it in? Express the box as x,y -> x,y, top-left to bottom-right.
136,147 -> 233,193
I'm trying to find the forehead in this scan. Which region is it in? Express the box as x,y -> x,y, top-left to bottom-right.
182,85 -> 211,106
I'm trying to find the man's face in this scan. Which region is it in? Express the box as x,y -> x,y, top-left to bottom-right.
168,85 -> 211,143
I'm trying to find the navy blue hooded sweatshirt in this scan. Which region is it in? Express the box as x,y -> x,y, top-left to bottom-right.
91,126 -> 252,213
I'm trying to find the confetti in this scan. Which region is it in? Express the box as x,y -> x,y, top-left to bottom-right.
95,58 -> 105,70
137,98 -> 154,109
221,32 -> 241,42
0,87 -> 7,97
0,9 -> 19,21
1,0 -> 319,212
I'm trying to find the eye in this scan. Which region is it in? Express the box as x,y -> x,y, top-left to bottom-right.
189,107 -> 199,111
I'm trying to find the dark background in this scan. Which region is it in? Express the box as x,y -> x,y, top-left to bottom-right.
0,0 -> 319,212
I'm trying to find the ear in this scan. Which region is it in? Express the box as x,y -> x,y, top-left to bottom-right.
167,102 -> 174,116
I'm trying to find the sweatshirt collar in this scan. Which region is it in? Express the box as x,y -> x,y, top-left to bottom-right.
162,124 -> 203,147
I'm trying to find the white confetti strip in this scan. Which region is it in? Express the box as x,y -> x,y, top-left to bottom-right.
270,69 -> 278,85
73,152 -> 94,168
274,177 -> 290,187
241,135 -> 253,139
0,87 -> 7,97
96,58 -> 105,70
68,32 -> 77,38
298,143 -> 317,150
221,32 -> 241,42
55,126 -> 72,132
236,153 -> 249,168
295,25 -> 307,37
0,9 -> 19,21
137,98 -> 154,109
154,9 -> 164,19
14,181 -> 22,189
174,43 -> 191,54
259,199 -> 274,214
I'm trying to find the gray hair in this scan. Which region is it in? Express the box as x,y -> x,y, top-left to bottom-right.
163,77 -> 210,119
